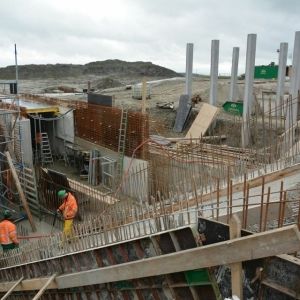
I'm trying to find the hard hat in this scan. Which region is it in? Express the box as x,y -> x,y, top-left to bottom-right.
57,190 -> 67,198
3,210 -> 11,218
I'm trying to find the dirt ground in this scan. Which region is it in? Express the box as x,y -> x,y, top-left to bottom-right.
16,75 -> 281,138
17,75 -> 280,108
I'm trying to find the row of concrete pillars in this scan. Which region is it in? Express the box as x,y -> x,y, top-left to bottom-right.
184,31 -> 300,147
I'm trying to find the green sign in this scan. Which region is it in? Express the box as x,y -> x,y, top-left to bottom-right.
254,65 -> 278,79
222,101 -> 243,116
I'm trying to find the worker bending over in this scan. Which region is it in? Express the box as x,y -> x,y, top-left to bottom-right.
57,190 -> 78,241
0,210 -> 19,251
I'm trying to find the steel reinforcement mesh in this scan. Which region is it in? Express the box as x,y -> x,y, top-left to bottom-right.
74,104 -> 149,158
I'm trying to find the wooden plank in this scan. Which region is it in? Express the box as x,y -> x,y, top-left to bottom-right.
0,226 -> 299,293
0,277 -> 58,292
261,278 -> 297,298
229,215 -> 243,300
262,254 -> 300,297
277,253 -> 300,266
25,107 -> 59,114
185,103 -> 219,139
55,225 -> 300,289
68,178 -> 117,205
0,276 -> 23,300
32,273 -> 57,300
5,151 -> 36,232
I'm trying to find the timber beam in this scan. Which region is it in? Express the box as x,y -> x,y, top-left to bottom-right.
0,225 -> 299,293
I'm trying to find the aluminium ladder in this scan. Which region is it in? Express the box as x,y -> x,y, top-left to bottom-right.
115,109 -> 128,188
19,167 -> 39,216
40,132 -> 53,166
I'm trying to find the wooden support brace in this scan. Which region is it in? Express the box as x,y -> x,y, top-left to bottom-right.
5,151 -> 36,232
32,273 -> 57,300
0,226 -> 299,293
0,276 -> 23,300
229,215 -> 243,300
56,225 -> 300,289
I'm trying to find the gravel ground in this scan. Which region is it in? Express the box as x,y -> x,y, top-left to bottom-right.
15,76 -> 281,140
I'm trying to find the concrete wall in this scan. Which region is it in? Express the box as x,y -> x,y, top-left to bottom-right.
56,107 -> 74,143
54,107 -> 75,156
75,137 -> 148,200
123,156 -> 149,203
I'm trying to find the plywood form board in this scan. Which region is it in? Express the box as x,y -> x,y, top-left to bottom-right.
185,103 -> 219,139
262,255 -> 300,294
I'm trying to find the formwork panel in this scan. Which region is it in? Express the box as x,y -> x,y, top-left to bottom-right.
74,104 -> 149,158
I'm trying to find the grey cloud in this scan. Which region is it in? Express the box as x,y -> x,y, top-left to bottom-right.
0,0 -> 300,73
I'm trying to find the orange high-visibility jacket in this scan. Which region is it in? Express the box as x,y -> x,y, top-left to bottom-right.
59,192 -> 78,220
0,220 -> 18,245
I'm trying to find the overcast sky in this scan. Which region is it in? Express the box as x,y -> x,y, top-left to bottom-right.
0,0 -> 300,74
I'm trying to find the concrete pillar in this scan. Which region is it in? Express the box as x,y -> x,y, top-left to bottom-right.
286,31 -> 300,129
242,34 -> 257,148
229,47 -> 240,102
209,40 -> 219,106
276,43 -> 288,108
185,43 -> 193,100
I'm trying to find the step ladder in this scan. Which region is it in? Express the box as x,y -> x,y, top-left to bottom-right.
40,132 -> 53,166
290,200 -> 299,218
115,109 -> 128,187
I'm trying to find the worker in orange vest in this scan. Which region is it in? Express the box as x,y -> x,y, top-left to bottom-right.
57,190 -> 78,241
0,210 -> 19,251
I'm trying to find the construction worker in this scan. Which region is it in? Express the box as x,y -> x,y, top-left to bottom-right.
57,190 -> 78,241
0,210 -> 19,251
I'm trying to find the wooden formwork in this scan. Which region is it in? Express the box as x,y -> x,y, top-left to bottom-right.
0,216 -> 299,299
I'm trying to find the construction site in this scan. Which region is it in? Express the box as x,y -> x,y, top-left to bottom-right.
0,31 -> 300,300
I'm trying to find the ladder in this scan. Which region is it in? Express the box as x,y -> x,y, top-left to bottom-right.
290,200 -> 299,220
40,132 -> 53,166
0,116 -> 15,158
118,109 -> 128,156
19,167 -> 39,216
115,109 -> 128,186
